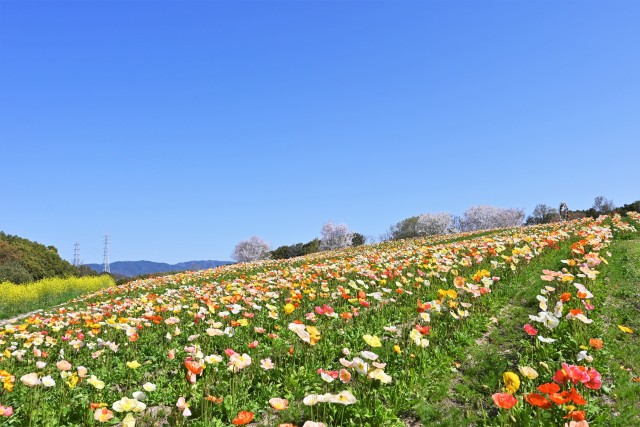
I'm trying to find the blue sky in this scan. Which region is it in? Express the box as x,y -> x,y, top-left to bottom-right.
1,0 -> 638,264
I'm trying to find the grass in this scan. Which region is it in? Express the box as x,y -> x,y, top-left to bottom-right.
594,238 -> 640,426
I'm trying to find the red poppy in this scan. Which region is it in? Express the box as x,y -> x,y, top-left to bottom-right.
553,368 -> 568,384
524,393 -> 552,409
492,393 -> 517,409
417,300 -> 431,313
524,324 -> 538,336
232,411 -> 254,425
563,363 -> 589,384
415,325 -> 431,335
584,367 -> 602,390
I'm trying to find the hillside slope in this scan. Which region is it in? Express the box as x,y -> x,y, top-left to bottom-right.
0,231 -> 79,283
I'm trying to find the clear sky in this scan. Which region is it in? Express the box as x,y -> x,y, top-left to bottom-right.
1,0 -> 639,264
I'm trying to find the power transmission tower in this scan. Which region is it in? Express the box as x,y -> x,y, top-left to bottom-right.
103,234 -> 110,273
73,242 -> 81,267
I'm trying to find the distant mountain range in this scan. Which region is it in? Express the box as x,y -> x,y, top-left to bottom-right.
85,260 -> 233,277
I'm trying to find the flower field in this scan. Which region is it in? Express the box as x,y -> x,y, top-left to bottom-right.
0,214 -> 638,426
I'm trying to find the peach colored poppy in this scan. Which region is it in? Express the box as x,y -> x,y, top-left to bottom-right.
269,398 -> 289,411
491,393 -> 517,409
94,408 -> 114,422
56,360 -> 72,371
564,410 -> 586,421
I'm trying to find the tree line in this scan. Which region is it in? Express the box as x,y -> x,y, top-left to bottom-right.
232,196 -> 639,263
2,196 -> 637,281
232,222 -> 367,263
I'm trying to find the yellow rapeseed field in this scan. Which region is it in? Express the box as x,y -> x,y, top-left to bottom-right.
0,276 -> 115,319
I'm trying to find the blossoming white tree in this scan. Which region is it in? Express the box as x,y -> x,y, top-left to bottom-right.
231,236 -> 271,263
461,205 -> 524,231
320,221 -> 354,251
386,212 -> 453,240
415,212 -> 453,236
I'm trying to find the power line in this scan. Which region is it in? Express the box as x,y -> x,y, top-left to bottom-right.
73,242 -> 80,267
103,234 -> 110,273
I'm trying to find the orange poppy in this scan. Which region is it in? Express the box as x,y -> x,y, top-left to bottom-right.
589,338 -> 603,349
185,360 -> 203,375
524,393 -> 552,409
560,292 -> 572,302
549,392 -> 571,405
232,411 -> 254,425
340,312 -> 353,320
568,388 -> 587,405
537,382 -> 560,394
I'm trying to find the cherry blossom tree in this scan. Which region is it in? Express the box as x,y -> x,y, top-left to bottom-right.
415,212 -> 453,236
461,205 -> 524,231
231,236 -> 271,263
320,221 -> 354,251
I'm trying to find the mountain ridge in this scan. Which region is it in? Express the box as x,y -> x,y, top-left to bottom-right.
85,259 -> 232,277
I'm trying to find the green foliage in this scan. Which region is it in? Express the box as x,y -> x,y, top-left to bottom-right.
76,264 -> 99,277
525,203 -> 560,225
0,260 -> 34,283
387,216 -> 420,240
302,238 -> 321,254
616,200 -> 640,215
0,231 -> 80,283
351,233 -> 366,246
270,238 -> 330,260
270,245 -> 290,260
